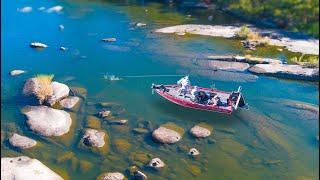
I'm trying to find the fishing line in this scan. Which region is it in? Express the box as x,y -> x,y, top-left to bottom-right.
120,74 -> 185,78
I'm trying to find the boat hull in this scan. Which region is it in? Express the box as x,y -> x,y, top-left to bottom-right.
154,85 -> 233,114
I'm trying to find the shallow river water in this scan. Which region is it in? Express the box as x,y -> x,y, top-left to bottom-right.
1,0 -> 319,179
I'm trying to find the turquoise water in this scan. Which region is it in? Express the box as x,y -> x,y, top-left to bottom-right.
1,0 -> 319,179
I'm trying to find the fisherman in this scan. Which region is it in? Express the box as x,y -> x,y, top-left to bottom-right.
177,76 -> 190,95
190,86 -> 198,101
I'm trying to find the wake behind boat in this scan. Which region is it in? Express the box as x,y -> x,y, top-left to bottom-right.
151,76 -> 247,114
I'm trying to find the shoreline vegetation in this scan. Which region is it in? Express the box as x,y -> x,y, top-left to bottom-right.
174,0 -> 319,38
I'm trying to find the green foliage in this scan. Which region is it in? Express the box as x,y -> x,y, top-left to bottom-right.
213,0 -> 319,37
236,25 -> 251,39
289,54 -> 319,67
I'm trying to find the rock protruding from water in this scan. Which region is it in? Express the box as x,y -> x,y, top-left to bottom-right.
97,172 -> 125,180
59,96 -> 80,109
23,106 -> 72,137
188,148 -> 200,156
47,82 -> 70,106
248,64 -> 319,81
134,170 -> 147,180
10,70 -> 26,76
207,55 -> 282,65
190,123 -> 212,138
148,158 -> 165,169
1,156 -> 63,180
152,123 -> 184,144
196,60 -> 250,72
8,133 -> 37,150
156,24 -> 319,55
30,42 -> 48,48
82,129 -> 106,148
102,38 -> 117,42
98,110 -> 111,118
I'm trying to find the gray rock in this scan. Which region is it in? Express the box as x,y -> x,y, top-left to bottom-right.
23,78 -> 41,96
47,81 -> 70,106
196,60 -> 250,72
248,64 -> 319,81
10,70 -> 26,76
102,38 -> 117,42
133,128 -> 149,134
1,156 -> 63,180
8,133 -> 37,149
152,127 -> 182,144
148,158 -> 165,169
60,46 -> 67,51
30,42 -> 48,48
23,106 -> 72,137
82,129 -> 105,148
135,22 -> 147,27
59,96 -> 80,109
98,110 -> 111,118
188,148 -> 200,156
97,172 -> 125,180
190,125 -> 211,138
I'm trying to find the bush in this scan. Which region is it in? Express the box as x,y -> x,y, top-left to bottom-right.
35,74 -> 54,103
236,25 -> 251,39
289,54 -> 319,68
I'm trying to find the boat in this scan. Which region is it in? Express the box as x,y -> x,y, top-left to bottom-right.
151,83 -> 247,114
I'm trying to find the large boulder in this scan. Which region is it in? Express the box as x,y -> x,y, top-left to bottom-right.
190,123 -> 213,138
59,96 -> 80,109
196,60 -> 250,72
47,82 -> 70,106
97,172 -> 125,180
152,123 -> 184,144
248,64 -> 319,81
8,133 -> 37,149
22,106 -> 72,137
23,78 -> 41,97
1,156 -> 63,180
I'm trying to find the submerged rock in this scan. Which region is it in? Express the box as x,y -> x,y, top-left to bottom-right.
188,148 -> 200,156
148,158 -> 165,169
17,6 -> 32,13
8,133 -> 37,150
22,106 -> 72,137
30,42 -> 48,48
86,116 -> 101,129
190,123 -> 213,138
60,46 -> 67,51
10,70 -> 26,76
97,172 -> 125,180
196,60 -> 250,72
113,139 -> 131,154
1,156 -> 63,180
70,86 -> 87,99
152,123 -> 184,144
108,119 -> 128,125
248,64 -> 319,81
59,25 -> 64,30
47,82 -> 70,106
187,164 -> 201,176
59,96 -> 80,109
133,128 -> 149,134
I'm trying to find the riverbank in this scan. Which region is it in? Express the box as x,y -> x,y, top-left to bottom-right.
155,24 -> 319,55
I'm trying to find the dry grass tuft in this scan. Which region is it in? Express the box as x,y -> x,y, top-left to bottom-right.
35,74 -> 54,103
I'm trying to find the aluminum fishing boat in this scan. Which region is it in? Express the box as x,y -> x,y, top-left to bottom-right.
151,84 -> 247,114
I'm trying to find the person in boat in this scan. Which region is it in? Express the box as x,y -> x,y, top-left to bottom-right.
190,86 -> 198,101
177,76 -> 190,95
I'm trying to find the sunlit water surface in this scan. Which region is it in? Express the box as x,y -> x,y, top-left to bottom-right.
1,0 -> 319,179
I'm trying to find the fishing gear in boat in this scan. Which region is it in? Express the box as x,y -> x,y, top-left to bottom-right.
151,76 -> 248,114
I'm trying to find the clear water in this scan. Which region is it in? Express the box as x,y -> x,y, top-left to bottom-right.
1,0 -> 319,179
